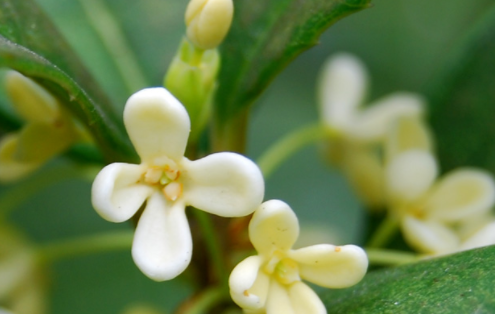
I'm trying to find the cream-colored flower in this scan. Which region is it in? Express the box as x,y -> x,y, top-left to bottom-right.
318,53 -> 425,208
185,0 -> 233,50
229,200 -> 367,314
91,87 -> 264,281
0,224 -> 47,314
0,71 -> 85,182
384,119 -> 495,255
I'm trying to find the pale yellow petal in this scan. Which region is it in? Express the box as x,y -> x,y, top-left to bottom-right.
288,281 -> 326,314
229,255 -> 268,310
386,116 -> 433,161
459,221 -> 495,251
0,134 -> 41,182
265,279 -> 295,314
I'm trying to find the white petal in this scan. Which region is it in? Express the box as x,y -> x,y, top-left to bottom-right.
318,53 -> 367,130
460,220 -> 495,251
288,281 -> 326,314
92,163 -> 154,222
132,194 -> 192,281
229,255 -> 269,310
425,169 -> 495,222
350,92 -> 424,142
5,71 -> 60,123
289,244 -> 368,288
386,150 -> 437,204
249,200 -> 299,256
0,134 -> 40,182
265,279 -> 295,314
181,152 -> 264,217
401,215 -> 459,254
124,88 -> 190,163
386,116 -> 433,161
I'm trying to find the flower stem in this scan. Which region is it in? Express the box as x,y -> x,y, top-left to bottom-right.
37,230 -> 134,263
366,214 -> 399,248
78,0 -> 149,94
178,286 -> 229,314
191,209 -> 229,286
365,248 -> 419,266
256,123 -> 331,179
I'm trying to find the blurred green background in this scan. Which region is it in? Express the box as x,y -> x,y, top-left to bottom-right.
1,0 -> 493,312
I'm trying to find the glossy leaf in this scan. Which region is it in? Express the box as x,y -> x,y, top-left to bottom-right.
214,0 -> 372,125
426,5 -> 495,173
323,245 -> 495,313
0,0 -> 137,162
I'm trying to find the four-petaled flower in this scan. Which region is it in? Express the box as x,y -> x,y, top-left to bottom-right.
229,200 -> 368,314
91,87 -> 264,281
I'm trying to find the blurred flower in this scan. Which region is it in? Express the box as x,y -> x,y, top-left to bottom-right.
0,71 -> 87,182
121,304 -> 166,314
229,200 -> 367,314
0,224 -> 47,314
91,87 -> 264,281
318,53 -> 425,209
185,0 -> 234,50
384,118 -> 495,255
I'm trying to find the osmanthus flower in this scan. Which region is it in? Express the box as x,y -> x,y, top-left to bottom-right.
91,87 -> 264,281
384,119 -> 495,255
318,53 -> 425,208
229,200 -> 368,314
0,71 -> 88,182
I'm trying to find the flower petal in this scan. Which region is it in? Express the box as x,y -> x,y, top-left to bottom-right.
132,194 -> 192,281
5,71 -> 60,123
386,150 -> 437,204
229,255 -> 269,310
385,116 -> 433,161
289,244 -> 368,288
265,279 -> 295,314
181,152 -> 264,217
249,200 -> 299,256
288,281 -> 326,314
460,220 -> 495,251
92,163 -> 154,222
351,92 -> 424,142
425,169 -> 495,222
401,215 -> 459,254
318,53 -> 367,130
0,134 -> 41,182
124,88 -> 190,163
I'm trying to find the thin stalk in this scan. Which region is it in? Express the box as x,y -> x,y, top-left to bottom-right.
180,286 -> 229,314
367,214 -> 399,248
37,230 -> 133,263
366,248 -> 419,266
79,0 -> 149,94
256,123 -> 331,179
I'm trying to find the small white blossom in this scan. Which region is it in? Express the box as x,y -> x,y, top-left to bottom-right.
91,87 -> 264,281
229,200 -> 368,314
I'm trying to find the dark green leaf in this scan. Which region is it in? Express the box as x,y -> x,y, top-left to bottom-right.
215,0 -> 372,126
0,0 -> 137,163
323,246 -> 495,313
426,5 -> 495,173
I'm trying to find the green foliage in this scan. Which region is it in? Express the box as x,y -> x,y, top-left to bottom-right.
0,0 -> 137,163
427,5 -> 495,174
215,0 -> 372,125
323,246 -> 495,313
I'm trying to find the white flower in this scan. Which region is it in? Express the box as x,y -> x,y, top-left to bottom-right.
91,87 -> 264,281
229,200 -> 368,314
0,71 -> 86,182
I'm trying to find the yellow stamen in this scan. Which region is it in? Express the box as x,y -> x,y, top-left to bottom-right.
163,182 -> 183,201
144,167 -> 163,184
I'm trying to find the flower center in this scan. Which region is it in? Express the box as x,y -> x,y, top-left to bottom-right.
263,251 -> 300,285
143,158 -> 183,201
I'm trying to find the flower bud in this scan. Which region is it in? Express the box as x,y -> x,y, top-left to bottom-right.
185,0 -> 233,50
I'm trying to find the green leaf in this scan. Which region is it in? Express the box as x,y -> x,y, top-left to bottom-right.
322,246 -> 495,313
0,0 -> 137,163
426,5 -> 495,173
214,0 -> 372,126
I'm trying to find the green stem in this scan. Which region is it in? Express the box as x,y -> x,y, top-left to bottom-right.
366,248 -> 419,266
37,230 -> 133,263
366,214 -> 399,248
182,286 -> 229,314
0,165 -> 98,221
191,209 -> 229,286
79,0 -> 149,94
256,123 -> 331,179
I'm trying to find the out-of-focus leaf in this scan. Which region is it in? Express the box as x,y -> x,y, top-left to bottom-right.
322,246 -> 495,313
0,0 -> 137,163
214,0 -> 372,126
426,5 -> 495,173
